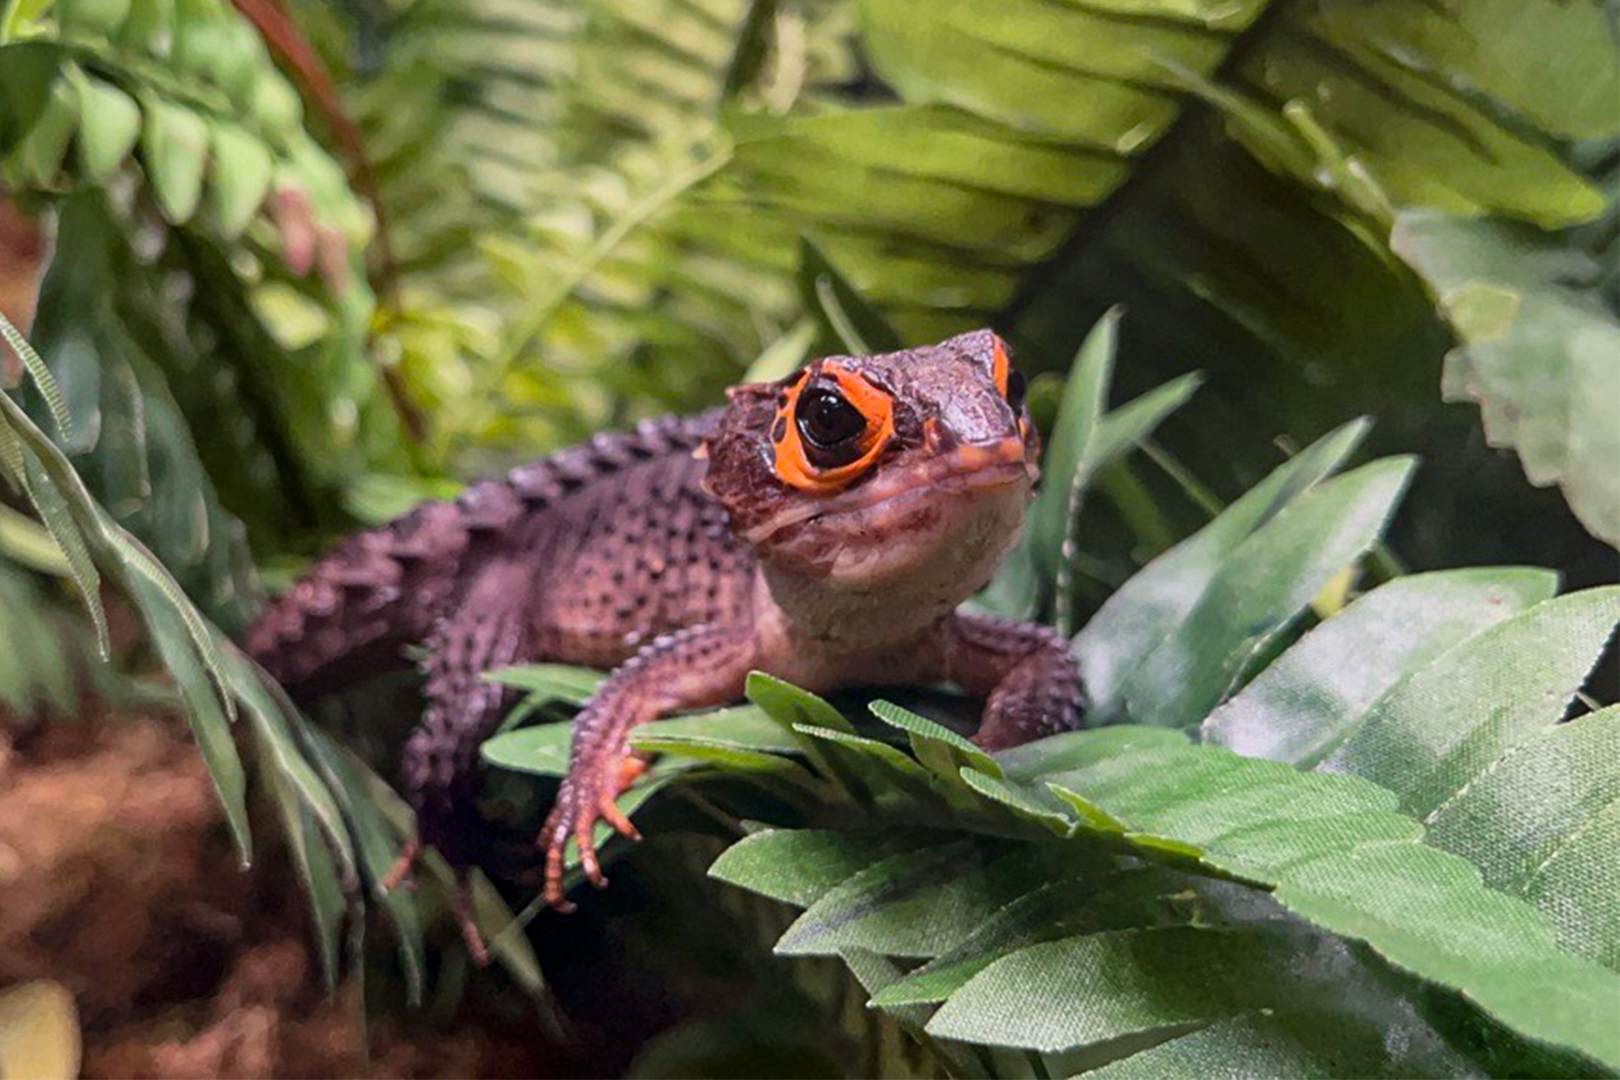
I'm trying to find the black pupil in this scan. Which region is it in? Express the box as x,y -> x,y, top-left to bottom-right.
1006,369 -> 1027,414
798,388 -> 867,450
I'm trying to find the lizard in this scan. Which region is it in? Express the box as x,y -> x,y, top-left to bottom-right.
246,329 -> 1085,956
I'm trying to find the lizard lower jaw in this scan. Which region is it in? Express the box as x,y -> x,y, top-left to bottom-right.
742,440 -> 1035,545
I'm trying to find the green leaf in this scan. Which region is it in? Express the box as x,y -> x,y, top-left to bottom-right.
746,671 -> 856,734
869,699 -> 1000,780
1313,586 -> 1620,816
1118,456 -> 1416,729
261,762 -> 346,989
708,828 -> 930,908
1075,418 -> 1370,719
1393,210 -> 1620,547
925,926 -> 1303,1053
138,94 -> 209,224
1425,705 -> 1620,971
1083,1010 -> 1473,1080
773,839 -> 1082,959
124,569 -> 251,865
797,234 -> 902,356
68,69 -> 139,181
486,662 -> 604,705
1027,309 -> 1115,588
1203,567 -> 1560,763
206,120 -> 273,238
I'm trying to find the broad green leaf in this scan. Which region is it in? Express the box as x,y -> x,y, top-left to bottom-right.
871,870 -> 1186,1008
1075,418 -> 1370,719
0,980 -> 79,1080
774,839 -> 1080,959
708,828 -> 931,908
1426,706 -> 1620,971
925,926 -> 1301,1053
1394,210 -> 1620,546
996,725 -> 1187,783
1023,726 -> 1620,1068
1275,844 -> 1620,1071
138,95 -> 209,224
1314,587 -> 1620,816
1083,1009 -> 1473,1080
1119,456 -> 1416,729
481,720 -> 573,777
1204,567 -> 1560,763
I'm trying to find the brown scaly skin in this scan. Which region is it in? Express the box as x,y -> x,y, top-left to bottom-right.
246,329 -> 1085,946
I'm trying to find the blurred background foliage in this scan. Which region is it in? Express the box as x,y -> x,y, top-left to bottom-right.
0,0 -> 1616,1075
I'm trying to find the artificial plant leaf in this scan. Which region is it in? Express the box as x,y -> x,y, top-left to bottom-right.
924,926 -> 1303,1053
708,828 -> 934,909
1425,705 -> 1620,971
1118,455 -> 1416,729
487,661 -> 603,705
773,838 -> 1080,959
1075,417 -> 1370,719
1204,566 -> 1559,763
797,234 -> 902,356
1393,210 -> 1620,547
1313,586 -> 1620,816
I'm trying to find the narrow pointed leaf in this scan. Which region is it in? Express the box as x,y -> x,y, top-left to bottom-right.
1076,418 -> 1371,718
1120,456 -> 1416,729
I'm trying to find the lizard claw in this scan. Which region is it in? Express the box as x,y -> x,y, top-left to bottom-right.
539,753 -> 648,911
379,837 -> 421,895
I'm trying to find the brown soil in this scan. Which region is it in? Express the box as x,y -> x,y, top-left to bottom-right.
0,708 -> 554,1078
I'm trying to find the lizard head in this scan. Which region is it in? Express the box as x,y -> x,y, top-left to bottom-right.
703,329 -> 1038,635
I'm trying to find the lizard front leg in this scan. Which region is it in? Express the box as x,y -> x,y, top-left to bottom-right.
541,622 -> 757,910
946,612 -> 1085,750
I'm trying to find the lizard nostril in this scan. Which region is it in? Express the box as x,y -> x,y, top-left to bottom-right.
924,418 -> 958,453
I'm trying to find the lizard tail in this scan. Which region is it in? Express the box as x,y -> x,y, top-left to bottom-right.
244,410 -> 722,701
244,486 -> 523,700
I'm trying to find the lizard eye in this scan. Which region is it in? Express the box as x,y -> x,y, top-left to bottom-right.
1005,369 -> 1027,415
797,387 -> 868,461
772,364 -> 895,493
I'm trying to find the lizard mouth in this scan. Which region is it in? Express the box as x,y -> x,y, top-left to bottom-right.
743,436 -> 1035,544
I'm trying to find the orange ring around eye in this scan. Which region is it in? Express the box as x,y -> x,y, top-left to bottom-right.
991,334 -> 1011,398
772,364 -> 895,493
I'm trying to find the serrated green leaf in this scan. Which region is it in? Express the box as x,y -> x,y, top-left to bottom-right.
1204,567 -> 1560,763
746,670 -> 855,733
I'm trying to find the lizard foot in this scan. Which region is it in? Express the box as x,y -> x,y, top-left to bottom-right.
538,753 -> 651,912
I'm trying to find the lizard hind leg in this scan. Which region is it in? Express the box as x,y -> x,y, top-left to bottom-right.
396,568 -> 534,960
540,623 -> 755,911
